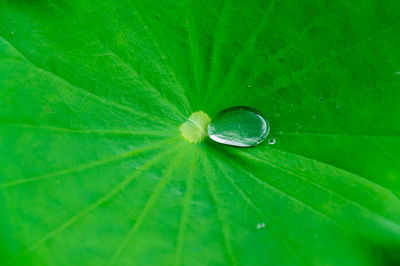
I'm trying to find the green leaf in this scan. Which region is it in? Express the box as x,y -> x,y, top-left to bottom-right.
1,0 -> 400,265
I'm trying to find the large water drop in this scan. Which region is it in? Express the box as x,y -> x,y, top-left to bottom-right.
208,106 -> 269,147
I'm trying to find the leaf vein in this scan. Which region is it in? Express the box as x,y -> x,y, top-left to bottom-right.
25,144 -> 179,252
107,145 -> 187,265
0,138 -> 177,189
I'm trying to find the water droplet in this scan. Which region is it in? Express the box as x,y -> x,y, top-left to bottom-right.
247,84 -> 252,88
257,222 -> 265,229
336,105 -> 340,109
208,106 -> 269,147
10,31 -> 14,34
268,138 -> 276,145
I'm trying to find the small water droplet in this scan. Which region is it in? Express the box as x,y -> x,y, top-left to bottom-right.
208,106 -> 269,147
268,138 -> 276,145
247,84 -> 252,88
312,115 -> 316,119
336,105 -> 340,109
10,31 -> 14,34
290,103 -> 294,107
257,222 -> 265,229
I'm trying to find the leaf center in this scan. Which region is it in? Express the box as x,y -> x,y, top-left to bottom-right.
179,111 -> 211,143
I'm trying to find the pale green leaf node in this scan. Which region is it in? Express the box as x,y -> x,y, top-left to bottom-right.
179,111 -> 211,143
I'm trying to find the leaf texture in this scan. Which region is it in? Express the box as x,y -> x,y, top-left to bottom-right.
1,0 -> 400,265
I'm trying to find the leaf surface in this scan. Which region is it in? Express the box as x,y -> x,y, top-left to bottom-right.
1,0 -> 400,265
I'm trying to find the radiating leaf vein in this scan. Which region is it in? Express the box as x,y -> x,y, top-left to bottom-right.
26,143 -> 180,252
107,144 -> 187,265
203,152 -> 237,266
0,138 -> 177,189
